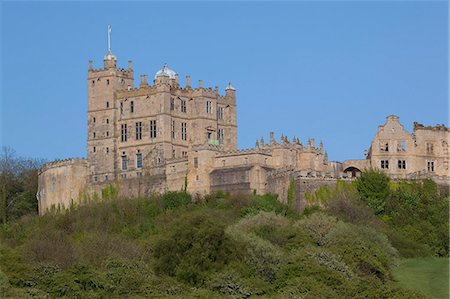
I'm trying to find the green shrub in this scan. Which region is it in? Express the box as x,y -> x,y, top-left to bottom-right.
239,194 -> 294,218
160,191 -> 192,210
296,212 -> 338,245
103,258 -> 154,295
355,169 -> 390,215
324,222 -> 398,280
153,211 -> 232,285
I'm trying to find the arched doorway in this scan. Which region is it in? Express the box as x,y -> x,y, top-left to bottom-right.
343,166 -> 361,178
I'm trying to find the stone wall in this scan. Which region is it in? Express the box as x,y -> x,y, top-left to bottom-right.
37,159 -> 87,215
210,166 -> 253,194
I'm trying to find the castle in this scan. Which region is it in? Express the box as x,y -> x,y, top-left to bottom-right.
37,28 -> 450,215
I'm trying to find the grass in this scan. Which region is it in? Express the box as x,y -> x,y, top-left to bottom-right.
393,257 -> 449,299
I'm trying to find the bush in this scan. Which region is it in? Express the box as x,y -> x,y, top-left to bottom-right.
159,191 -> 192,210
226,213 -> 285,282
153,211 -> 232,285
240,194 -> 294,218
355,169 -> 390,215
296,212 -> 338,246
324,222 -> 398,280
326,188 -> 382,229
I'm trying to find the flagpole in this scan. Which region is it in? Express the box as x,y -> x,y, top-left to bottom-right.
107,25 -> 111,52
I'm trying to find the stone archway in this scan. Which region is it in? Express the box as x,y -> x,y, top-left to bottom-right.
343,166 -> 361,178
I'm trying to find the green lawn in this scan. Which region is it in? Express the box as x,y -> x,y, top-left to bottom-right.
393,257 -> 449,299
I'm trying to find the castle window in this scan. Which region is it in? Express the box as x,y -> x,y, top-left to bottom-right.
120,102 -> 124,115
121,124 -> 127,142
397,160 -> 406,169
384,142 -> 389,152
181,100 -> 187,113
194,157 -> 198,168
426,143 -> 434,154
206,101 -> 212,114
150,120 -> 157,139
181,122 -> 187,141
427,161 -> 435,172
93,117 -> 96,123
105,175 -> 108,180
218,129 -> 224,143
136,152 -> 142,169
106,101 -> 109,108
94,176 -> 97,182
107,79 -> 110,85
93,132 -> 96,138
217,107 -> 224,120
93,146 -> 96,153
172,149 -> 176,158
130,101 -> 134,113
106,118 -> 109,124
106,147 -> 109,154
92,80 -> 95,86
121,155 -> 127,171
135,121 -> 142,140
170,98 -> 175,111
106,131 -> 109,137
171,120 -> 176,139
380,160 -> 389,169
182,151 -> 187,158
398,141 -> 406,152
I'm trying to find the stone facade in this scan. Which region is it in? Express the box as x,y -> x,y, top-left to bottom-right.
342,115 -> 450,183
36,38 -> 450,215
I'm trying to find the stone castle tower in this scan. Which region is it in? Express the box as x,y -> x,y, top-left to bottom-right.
86,26 -> 237,185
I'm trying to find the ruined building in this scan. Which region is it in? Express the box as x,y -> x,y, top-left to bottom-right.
37,29 -> 450,215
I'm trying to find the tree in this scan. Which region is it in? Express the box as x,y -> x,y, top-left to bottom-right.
355,170 -> 390,215
0,147 -> 44,224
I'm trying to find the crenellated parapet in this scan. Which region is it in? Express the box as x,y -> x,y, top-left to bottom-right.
39,158 -> 87,175
413,122 -> 449,132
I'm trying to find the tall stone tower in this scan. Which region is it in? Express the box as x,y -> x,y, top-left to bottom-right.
87,25 -> 134,183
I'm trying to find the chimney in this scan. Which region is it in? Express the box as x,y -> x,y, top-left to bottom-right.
186,75 -> 191,87
270,132 -> 275,146
175,74 -> 179,84
128,60 -> 133,70
199,80 -> 203,88
140,74 -> 148,87
89,60 -> 93,71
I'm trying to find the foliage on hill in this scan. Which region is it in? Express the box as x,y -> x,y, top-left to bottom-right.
0,147 -> 44,224
307,170 -> 449,258
1,179 -> 442,298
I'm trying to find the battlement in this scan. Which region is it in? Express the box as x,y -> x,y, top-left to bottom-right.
413,122 -> 449,132
39,158 -> 87,175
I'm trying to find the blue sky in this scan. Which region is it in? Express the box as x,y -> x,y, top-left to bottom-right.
1,1 -> 448,162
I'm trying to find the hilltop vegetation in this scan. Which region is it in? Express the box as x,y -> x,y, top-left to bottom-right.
0,170 -> 448,298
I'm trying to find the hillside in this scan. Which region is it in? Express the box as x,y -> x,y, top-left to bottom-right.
0,171 -> 448,298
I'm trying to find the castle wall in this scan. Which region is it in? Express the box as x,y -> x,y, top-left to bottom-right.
365,115 -> 450,179
37,159 -> 87,215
